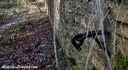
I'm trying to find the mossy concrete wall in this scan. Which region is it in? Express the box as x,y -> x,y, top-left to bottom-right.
48,0 -> 128,70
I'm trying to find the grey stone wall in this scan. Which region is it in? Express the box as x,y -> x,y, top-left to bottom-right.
48,0 -> 128,70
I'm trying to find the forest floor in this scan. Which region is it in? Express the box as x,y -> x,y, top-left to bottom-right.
0,11 -> 67,70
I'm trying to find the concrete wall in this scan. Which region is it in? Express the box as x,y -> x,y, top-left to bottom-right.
48,0 -> 128,70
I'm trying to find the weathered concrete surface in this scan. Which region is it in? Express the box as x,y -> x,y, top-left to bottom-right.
109,3 -> 128,24
48,0 -> 128,70
117,23 -> 128,39
109,2 -> 128,55
116,35 -> 128,55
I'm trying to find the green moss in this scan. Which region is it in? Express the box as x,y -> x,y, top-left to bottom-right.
0,33 -> 10,42
114,49 -> 128,70
0,2 -> 15,9
92,64 -> 97,70
17,23 -> 26,32
0,9 -> 8,20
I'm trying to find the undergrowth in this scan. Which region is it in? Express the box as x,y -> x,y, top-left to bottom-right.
0,21 -> 30,43
114,49 -> 128,70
